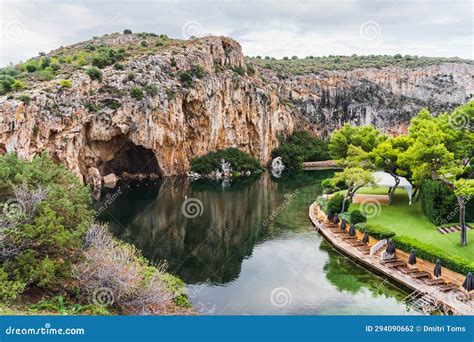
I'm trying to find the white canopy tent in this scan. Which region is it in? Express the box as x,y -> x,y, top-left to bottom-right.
372,171 -> 413,205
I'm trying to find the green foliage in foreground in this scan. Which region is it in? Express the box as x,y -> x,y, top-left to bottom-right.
191,147 -> 263,175
271,131 -> 330,170
0,153 -> 93,300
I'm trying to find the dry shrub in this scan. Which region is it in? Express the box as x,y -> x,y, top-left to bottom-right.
73,224 -> 176,315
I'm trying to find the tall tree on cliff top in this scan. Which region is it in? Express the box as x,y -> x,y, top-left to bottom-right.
370,135 -> 411,205
401,102 -> 474,246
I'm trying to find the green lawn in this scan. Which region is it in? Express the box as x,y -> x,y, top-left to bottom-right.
339,187 -> 474,261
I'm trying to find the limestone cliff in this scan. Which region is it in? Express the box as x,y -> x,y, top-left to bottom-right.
0,34 -> 472,179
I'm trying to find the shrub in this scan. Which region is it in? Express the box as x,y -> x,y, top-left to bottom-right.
246,63 -> 256,76
73,224 -> 187,314
327,193 -> 347,214
86,67 -> 102,81
0,75 -> 15,95
58,79 -> 72,89
355,223 -> 395,240
321,178 -> 339,194
191,147 -> 262,175
0,153 -> 93,294
16,95 -> 31,105
140,40 -> 148,47
114,63 -> 124,70
25,64 -> 37,73
130,86 -> 144,100
0,268 -> 25,303
144,84 -> 158,97
350,210 -> 367,224
190,65 -> 205,79
123,29 -> 132,34
233,66 -> 246,76
92,47 -> 125,69
179,71 -> 193,87
11,80 -> 26,91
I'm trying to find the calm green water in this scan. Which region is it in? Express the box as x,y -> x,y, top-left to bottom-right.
96,171 -> 420,315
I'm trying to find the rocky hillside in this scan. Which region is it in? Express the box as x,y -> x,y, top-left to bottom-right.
0,33 -> 472,180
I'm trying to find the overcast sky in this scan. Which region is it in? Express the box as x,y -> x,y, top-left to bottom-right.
0,0 -> 472,66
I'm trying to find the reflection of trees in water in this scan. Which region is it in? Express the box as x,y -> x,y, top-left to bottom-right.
97,174 -> 289,284
319,241 -> 407,301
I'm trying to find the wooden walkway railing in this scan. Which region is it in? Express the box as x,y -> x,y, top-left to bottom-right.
303,160 -> 342,171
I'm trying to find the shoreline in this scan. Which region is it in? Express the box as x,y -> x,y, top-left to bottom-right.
308,202 -> 474,315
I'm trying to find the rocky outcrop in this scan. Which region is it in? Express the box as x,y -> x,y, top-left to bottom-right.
0,35 -> 472,179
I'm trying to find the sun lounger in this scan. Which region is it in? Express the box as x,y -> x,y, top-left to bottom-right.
341,236 -> 357,241
348,241 -> 365,247
424,278 -> 446,286
397,267 -> 419,274
386,261 -> 406,268
438,283 -> 458,292
380,258 -> 399,265
410,271 -> 431,279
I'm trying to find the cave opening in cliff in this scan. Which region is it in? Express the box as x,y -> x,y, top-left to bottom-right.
103,141 -> 161,177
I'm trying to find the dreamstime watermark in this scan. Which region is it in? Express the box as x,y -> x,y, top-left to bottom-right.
181,197 -> 204,218
448,112 -> 471,130
359,20 -> 381,41
270,287 -> 293,308
5,323 -> 85,336
1,198 -> 26,222
187,284 -> 216,314
91,287 -> 115,307
438,194 -> 472,226
181,21 -> 203,39
94,189 -> 123,219
262,190 -> 299,226
359,198 -> 382,219
3,21 -> 27,41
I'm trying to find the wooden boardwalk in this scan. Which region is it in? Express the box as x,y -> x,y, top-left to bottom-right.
303,160 -> 342,171
309,201 -> 474,315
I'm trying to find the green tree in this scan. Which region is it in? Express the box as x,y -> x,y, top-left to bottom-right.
333,166 -> 374,212
329,123 -> 386,159
402,104 -> 474,245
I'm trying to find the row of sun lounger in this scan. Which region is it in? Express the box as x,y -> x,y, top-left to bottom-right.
324,219 -> 464,296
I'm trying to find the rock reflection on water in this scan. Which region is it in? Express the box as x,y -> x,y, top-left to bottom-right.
97,173 -> 309,284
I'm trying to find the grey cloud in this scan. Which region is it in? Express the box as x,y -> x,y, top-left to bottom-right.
0,0 -> 472,66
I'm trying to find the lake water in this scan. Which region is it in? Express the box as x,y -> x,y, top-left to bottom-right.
96,171 -> 420,315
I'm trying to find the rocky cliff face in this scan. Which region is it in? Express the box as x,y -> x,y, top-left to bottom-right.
0,35 -> 472,179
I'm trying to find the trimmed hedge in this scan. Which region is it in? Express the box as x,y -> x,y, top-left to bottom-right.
350,210 -> 367,224
355,223 -> 395,240
392,235 -> 474,275
327,193 -> 346,214
420,179 -> 457,225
